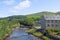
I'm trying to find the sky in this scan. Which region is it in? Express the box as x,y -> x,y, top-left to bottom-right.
0,0 -> 60,17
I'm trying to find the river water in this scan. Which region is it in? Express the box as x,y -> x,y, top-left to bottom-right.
8,27 -> 42,40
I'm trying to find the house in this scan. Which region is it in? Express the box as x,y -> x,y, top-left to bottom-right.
40,15 -> 60,29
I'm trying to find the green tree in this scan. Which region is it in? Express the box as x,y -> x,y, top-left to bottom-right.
20,17 -> 35,27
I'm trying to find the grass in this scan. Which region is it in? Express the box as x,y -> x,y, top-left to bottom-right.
46,28 -> 60,39
42,36 -> 51,40
26,28 -> 51,40
46,28 -> 60,34
32,32 -> 43,38
26,28 -> 37,34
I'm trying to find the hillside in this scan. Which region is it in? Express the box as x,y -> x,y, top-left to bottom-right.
0,11 -> 59,21
0,15 -> 26,20
26,11 -> 56,20
0,11 -> 60,40
0,11 -> 58,20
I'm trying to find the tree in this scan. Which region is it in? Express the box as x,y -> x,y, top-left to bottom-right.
20,17 -> 35,27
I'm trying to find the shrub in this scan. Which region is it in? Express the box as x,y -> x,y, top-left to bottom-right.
46,28 -> 60,35
33,32 -> 43,38
42,36 -> 51,40
26,28 -> 37,34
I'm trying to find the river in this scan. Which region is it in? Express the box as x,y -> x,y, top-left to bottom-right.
8,27 -> 42,40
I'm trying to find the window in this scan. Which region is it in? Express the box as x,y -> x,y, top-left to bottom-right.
51,24 -> 54,27
47,20 -> 50,23
47,24 -> 50,27
51,20 -> 54,23
55,20 -> 58,23
55,24 -> 58,27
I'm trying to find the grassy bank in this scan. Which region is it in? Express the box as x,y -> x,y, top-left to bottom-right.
46,28 -> 60,39
26,28 -> 51,40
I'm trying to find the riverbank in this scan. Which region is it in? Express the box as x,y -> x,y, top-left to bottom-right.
4,27 -> 43,40
3,27 -> 19,40
26,28 -> 60,40
8,27 -> 42,40
26,28 -> 51,40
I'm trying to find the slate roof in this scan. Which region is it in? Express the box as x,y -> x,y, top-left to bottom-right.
44,15 -> 60,20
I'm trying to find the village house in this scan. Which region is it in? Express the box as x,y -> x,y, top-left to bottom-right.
40,15 -> 60,29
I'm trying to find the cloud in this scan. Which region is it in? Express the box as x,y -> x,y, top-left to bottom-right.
11,0 -> 31,12
3,0 -> 15,5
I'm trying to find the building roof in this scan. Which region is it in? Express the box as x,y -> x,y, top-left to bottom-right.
44,15 -> 60,20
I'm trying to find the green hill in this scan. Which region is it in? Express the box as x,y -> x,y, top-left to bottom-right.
26,11 -> 56,20
0,11 -> 58,20
0,11 -> 60,40
0,11 -> 58,21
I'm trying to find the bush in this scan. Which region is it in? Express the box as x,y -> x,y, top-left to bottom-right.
46,28 -> 60,35
42,36 -> 51,40
33,32 -> 43,38
26,28 -> 37,34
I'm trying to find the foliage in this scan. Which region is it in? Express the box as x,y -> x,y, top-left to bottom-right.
0,11 -> 60,40
26,28 -> 37,34
27,11 -> 55,20
42,36 -> 51,40
19,17 -> 35,27
0,19 -> 20,39
46,28 -> 60,35
46,28 -> 60,39
26,28 -> 51,40
33,32 -> 43,38
26,28 -> 43,38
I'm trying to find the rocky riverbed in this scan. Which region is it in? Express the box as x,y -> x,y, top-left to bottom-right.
6,27 -> 42,40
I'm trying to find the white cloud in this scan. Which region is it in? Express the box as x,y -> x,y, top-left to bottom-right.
3,0 -> 15,5
11,0 -> 31,12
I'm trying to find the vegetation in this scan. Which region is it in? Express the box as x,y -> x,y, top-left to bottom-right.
26,28 -> 37,34
0,19 -> 20,40
27,11 -> 55,20
42,36 -> 51,40
46,28 -> 60,38
26,28 -> 51,40
33,32 -> 43,38
0,11 -> 60,40
46,28 -> 60,35
19,17 -> 35,27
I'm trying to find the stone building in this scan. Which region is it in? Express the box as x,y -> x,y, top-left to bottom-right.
40,15 -> 60,29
